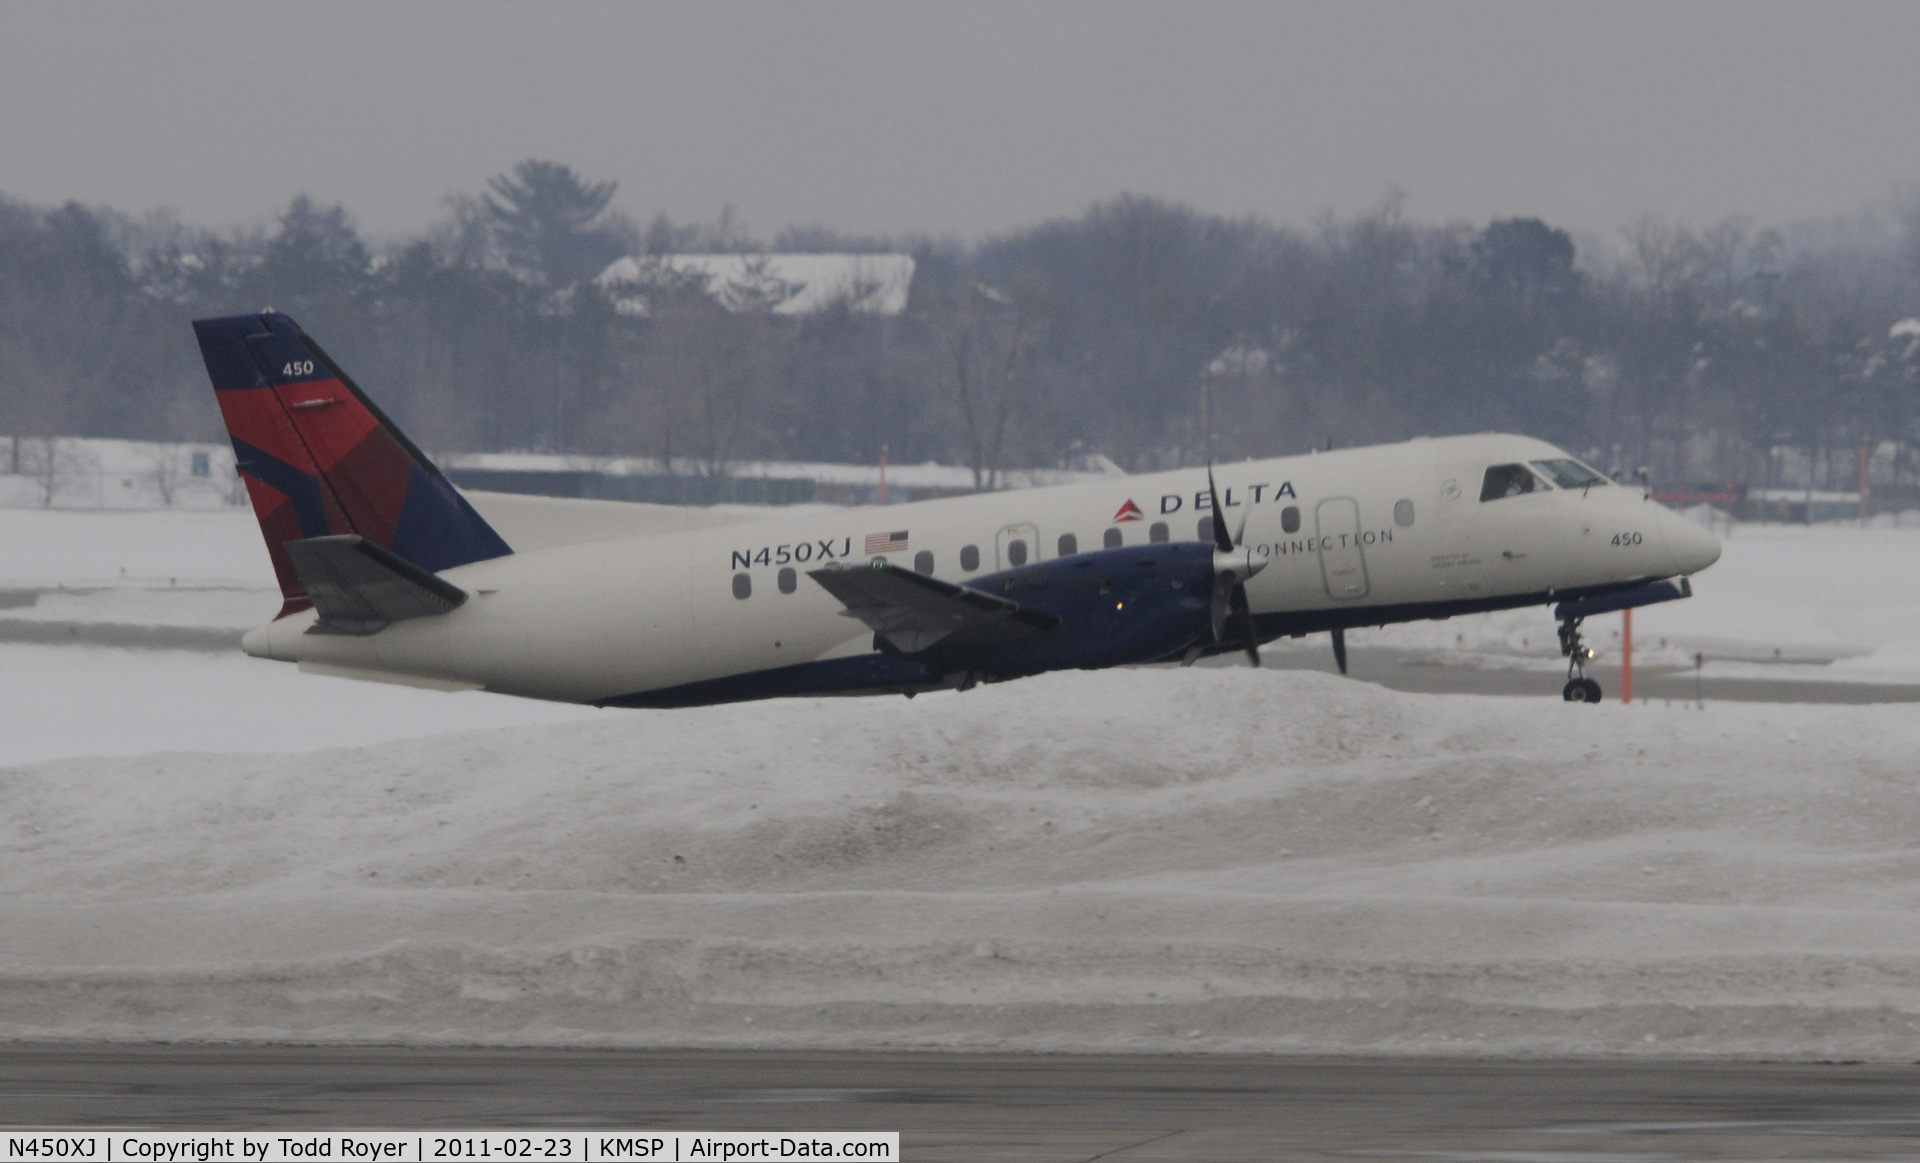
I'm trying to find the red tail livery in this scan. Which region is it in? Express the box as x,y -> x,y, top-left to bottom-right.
193,312 -> 511,616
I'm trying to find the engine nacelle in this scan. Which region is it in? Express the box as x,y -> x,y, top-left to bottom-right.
906,543 -> 1218,677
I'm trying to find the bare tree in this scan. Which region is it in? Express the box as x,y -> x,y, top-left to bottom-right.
144,445 -> 188,506
17,436 -> 95,508
932,276 -> 1047,491
633,284 -> 781,500
1621,217 -> 1706,304
16,436 -> 54,506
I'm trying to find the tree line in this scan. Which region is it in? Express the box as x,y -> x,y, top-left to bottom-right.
4,160 -> 1918,497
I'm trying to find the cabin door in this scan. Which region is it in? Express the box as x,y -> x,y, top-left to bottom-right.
1315,497 -> 1371,600
1432,458 -> 1496,598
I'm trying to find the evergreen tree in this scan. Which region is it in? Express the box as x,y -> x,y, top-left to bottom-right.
485,160 -> 626,287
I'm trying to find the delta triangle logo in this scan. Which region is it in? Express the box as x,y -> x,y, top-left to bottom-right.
1112,498 -> 1144,523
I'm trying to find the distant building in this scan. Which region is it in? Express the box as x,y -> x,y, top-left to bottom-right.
596,253 -> 915,317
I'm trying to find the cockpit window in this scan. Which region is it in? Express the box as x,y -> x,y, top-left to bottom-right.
1530,458 -> 1609,489
1480,463 -> 1547,501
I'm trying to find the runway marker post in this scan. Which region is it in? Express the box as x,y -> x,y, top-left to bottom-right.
1621,607 -> 1633,704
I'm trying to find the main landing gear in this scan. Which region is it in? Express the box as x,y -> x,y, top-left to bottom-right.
1558,617 -> 1603,703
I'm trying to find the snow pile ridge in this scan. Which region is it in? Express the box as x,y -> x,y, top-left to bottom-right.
5,668 -> 1920,1057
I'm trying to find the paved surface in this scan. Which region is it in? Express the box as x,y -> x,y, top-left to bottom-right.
4,1046 -> 1920,1160
1253,644 -> 1920,704
0,619 -> 241,651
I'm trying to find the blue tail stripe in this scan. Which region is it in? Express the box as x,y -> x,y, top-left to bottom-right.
393,468 -> 514,574
230,438 -> 333,539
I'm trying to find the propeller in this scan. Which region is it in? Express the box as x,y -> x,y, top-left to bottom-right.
1206,463 -> 1267,666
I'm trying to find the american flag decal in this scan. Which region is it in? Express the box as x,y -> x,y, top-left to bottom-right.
864,530 -> 909,555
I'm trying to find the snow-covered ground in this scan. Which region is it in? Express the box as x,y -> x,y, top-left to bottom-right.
6,505 -> 1920,1056
0,508 -> 598,766
0,438 -> 241,511
5,669 -> 1920,1058
2,506 -> 264,588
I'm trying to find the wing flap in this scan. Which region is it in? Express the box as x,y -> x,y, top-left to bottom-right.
285,534 -> 467,636
807,563 -> 1059,655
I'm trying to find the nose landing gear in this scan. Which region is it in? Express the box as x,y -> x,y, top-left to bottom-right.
1559,617 -> 1603,703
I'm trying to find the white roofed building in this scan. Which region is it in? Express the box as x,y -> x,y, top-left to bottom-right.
597,253 -> 915,317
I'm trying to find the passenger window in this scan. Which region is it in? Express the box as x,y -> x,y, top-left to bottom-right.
1480,463 -> 1545,501
1281,505 -> 1300,534
913,550 -> 934,574
1394,499 -> 1415,527
1149,521 -> 1169,544
960,544 -> 980,571
1007,538 -> 1028,567
1057,533 -> 1077,557
731,572 -> 752,600
1103,527 -> 1123,549
777,566 -> 797,593
1197,517 -> 1214,542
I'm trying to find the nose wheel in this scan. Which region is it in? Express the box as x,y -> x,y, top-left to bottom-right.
1558,617 -> 1603,703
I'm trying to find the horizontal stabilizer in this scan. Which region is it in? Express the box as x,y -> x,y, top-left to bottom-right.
1553,576 -> 1691,622
808,563 -> 1060,655
286,535 -> 467,636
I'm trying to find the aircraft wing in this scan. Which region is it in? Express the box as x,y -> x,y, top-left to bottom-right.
808,563 -> 1061,655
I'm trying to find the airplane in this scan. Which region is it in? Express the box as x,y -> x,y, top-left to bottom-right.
193,311 -> 1722,708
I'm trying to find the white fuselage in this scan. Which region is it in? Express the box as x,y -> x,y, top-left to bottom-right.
242,433 -> 1721,705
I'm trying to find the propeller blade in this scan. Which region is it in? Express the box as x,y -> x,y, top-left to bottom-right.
1331,627 -> 1348,676
1206,462 -> 1234,554
1210,574 -> 1233,641
1207,464 -> 1267,653
1229,584 -> 1260,667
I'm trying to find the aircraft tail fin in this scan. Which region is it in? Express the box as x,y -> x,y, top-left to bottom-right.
192,312 -> 512,616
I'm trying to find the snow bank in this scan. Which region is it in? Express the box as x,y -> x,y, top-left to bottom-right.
0,645 -> 601,768
5,668 -> 1920,1058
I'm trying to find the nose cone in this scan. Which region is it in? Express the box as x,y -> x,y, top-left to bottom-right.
1663,510 -> 1723,575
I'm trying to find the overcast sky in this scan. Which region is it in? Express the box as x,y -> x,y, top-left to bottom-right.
3,1 -> 1917,245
